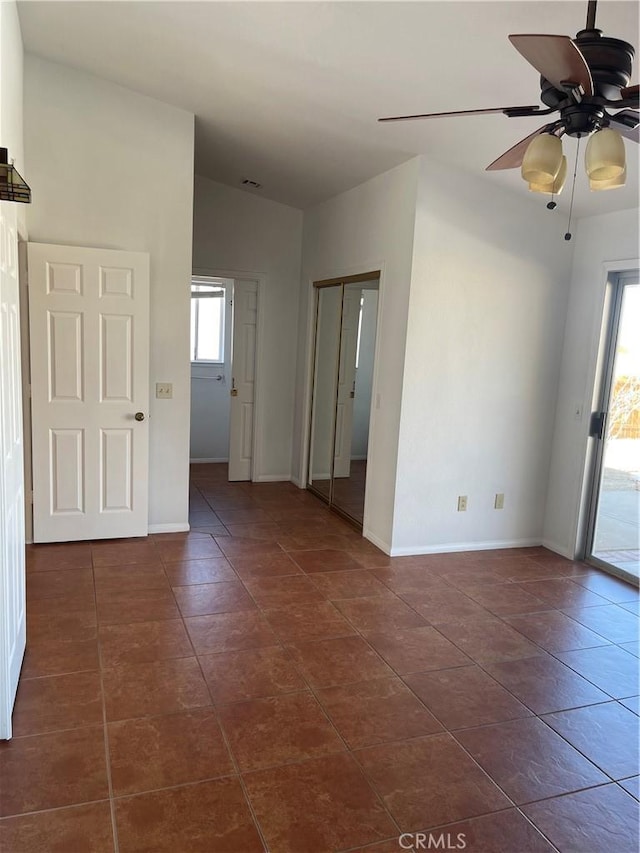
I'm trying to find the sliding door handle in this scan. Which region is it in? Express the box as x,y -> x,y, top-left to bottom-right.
589,411 -> 606,439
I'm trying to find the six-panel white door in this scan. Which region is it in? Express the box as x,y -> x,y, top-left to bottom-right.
228,280 -> 257,481
28,243 -> 150,542
0,202 -> 26,740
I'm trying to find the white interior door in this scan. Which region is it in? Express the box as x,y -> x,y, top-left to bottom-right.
228,279 -> 257,481
28,243 -> 150,542
333,288 -> 360,478
0,202 -> 26,740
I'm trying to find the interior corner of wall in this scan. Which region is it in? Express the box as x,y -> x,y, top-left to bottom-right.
363,527 -> 391,556
541,538 -> 574,560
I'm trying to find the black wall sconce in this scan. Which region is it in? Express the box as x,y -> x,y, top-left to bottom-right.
0,147 -> 31,203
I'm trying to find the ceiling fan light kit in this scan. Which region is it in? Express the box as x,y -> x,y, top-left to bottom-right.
379,0 -> 637,219
589,164 -> 627,191
584,127 -> 626,180
529,155 -> 568,194
521,133 -> 564,184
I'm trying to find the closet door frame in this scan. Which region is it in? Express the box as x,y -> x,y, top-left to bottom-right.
306,270 -> 380,528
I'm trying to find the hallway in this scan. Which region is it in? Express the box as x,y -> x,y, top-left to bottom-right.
1,464 -> 638,852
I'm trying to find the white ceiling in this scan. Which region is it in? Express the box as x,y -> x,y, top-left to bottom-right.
18,1 -> 639,215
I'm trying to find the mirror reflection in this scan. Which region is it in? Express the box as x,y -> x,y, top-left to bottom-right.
309,286 -> 342,501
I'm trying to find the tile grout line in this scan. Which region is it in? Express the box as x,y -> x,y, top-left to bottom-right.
226,571 -> 405,845
92,549 -> 121,853
388,584 -> 639,797
16,477 -> 638,850
203,480 -> 379,831
159,535 -> 272,853
380,568 -> 631,706
186,500 -> 405,845
216,526 -> 638,846
316,591 -> 534,840
350,574 -> 636,838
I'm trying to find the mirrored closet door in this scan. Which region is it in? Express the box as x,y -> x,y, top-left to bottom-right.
308,272 -> 380,527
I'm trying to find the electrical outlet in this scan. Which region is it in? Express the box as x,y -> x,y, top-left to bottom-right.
495,493 -> 505,510
457,495 -> 468,512
156,382 -> 173,399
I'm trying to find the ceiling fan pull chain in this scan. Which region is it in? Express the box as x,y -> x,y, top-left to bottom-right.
564,135 -> 581,241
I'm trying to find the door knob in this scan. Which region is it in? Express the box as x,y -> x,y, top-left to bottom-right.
134,412 -> 145,421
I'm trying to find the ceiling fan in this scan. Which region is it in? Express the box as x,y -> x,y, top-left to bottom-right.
379,0 -> 639,180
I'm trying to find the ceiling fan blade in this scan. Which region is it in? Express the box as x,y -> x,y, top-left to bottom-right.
509,34 -> 594,96
621,84 -> 639,99
486,124 -> 556,171
615,125 -> 640,143
378,106 -> 540,122
610,109 -> 640,127
610,110 -> 640,142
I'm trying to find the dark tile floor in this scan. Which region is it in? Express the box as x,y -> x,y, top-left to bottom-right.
1,463 -> 639,852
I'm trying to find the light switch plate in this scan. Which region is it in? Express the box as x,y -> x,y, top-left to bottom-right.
156,382 -> 172,399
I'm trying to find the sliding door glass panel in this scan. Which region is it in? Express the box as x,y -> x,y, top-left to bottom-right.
332,282 -> 379,524
308,286 -> 342,501
591,281 -> 640,580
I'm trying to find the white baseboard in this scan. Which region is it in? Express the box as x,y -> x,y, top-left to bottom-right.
148,523 -> 190,534
363,528 -> 392,555
541,539 -> 574,559
253,473 -> 292,483
290,474 -> 304,488
388,537 -> 542,557
190,457 -> 228,464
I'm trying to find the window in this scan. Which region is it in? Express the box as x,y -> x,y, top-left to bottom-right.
190,278 -> 225,363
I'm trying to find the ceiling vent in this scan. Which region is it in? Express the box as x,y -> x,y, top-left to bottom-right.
241,178 -> 262,189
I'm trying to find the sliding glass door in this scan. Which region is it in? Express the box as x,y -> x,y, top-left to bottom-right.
586,272 -> 640,581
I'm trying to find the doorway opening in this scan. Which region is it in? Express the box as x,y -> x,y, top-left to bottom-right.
307,271 -> 380,529
189,274 -> 258,482
584,270 -> 640,583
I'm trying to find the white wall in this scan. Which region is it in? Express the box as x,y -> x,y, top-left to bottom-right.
0,1 -> 25,236
24,55 -> 195,531
192,175 -> 303,480
543,207 -> 640,557
391,156 -> 573,554
296,159 -> 420,550
190,280 -> 232,462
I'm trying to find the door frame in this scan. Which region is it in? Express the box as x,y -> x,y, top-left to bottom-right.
582,268 -> 640,584
305,270 -> 381,529
191,267 -> 264,482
